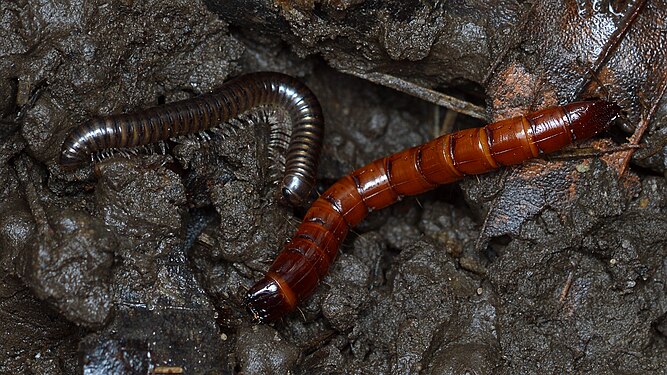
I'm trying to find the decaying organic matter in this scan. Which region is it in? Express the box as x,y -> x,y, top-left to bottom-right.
1,0 -> 666,374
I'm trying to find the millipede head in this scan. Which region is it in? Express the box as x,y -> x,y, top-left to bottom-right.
59,145 -> 87,170
280,175 -> 313,207
59,127 -> 94,170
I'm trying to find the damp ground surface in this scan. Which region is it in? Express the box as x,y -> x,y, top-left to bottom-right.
1,0 -> 666,374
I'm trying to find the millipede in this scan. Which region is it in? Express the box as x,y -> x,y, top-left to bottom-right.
60,72 -> 324,207
245,100 -> 621,322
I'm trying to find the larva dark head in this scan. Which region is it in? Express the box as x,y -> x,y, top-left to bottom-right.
245,275 -> 295,323
564,100 -> 621,141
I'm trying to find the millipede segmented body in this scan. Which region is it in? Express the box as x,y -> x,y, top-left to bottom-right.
246,100 -> 620,322
60,72 -> 324,206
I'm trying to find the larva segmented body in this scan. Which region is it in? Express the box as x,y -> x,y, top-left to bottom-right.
60,72 -> 324,206
246,100 -> 620,322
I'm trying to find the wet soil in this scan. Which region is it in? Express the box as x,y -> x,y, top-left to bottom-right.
1,0 -> 666,374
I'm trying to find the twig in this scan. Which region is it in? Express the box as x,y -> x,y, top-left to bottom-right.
549,143 -> 642,160
342,70 -> 490,121
559,256 -> 580,305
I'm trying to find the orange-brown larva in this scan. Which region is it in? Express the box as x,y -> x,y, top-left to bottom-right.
246,100 -> 620,322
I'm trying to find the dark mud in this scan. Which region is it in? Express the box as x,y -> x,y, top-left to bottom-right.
1,0 -> 666,374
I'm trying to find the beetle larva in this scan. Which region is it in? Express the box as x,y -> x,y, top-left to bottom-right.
246,100 -> 620,322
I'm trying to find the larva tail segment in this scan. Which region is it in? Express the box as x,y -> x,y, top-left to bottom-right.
246,100 -> 620,323
246,272 -> 297,323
